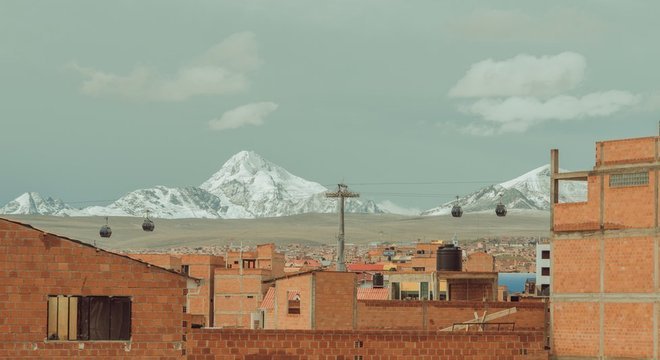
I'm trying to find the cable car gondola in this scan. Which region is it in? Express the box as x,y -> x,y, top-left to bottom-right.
142,210 -> 155,232
451,196 -> 463,218
495,194 -> 507,217
99,217 -> 112,238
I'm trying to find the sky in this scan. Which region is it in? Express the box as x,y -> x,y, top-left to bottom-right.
2,0 -> 660,211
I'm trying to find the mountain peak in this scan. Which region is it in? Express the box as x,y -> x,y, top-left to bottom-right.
219,150 -> 275,176
0,192 -> 72,216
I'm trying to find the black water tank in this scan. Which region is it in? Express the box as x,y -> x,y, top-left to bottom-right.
436,244 -> 462,271
373,273 -> 384,288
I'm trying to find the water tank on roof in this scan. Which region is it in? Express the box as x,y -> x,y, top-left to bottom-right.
373,273 -> 384,288
436,244 -> 462,271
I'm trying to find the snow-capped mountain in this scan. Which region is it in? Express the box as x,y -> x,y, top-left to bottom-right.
0,151 -> 386,219
200,150 -> 383,218
421,165 -> 587,216
78,186 -> 247,219
0,192 -> 75,216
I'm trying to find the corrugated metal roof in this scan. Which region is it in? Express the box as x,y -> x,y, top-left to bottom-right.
357,287 -> 389,300
260,287 -> 275,310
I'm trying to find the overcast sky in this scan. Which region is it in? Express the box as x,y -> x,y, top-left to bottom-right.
2,0 -> 659,211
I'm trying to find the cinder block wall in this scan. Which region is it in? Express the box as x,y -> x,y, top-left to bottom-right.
0,219 -> 188,359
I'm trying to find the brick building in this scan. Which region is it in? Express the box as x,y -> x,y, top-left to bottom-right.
464,251 -> 496,272
260,271 -> 357,330
550,136 -> 660,359
0,218 -> 198,359
225,243 -> 285,278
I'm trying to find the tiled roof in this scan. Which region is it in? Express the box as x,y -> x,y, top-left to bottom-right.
357,287 -> 389,300
347,263 -> 385,272
287,291 -> 301,301
260,287 -> 275,310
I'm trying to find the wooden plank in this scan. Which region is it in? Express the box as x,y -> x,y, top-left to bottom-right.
57,296 -> 69,340
47,297 -> 58,340
68,297 -> 78,340
441,307 -> 517,332
553,171 -> 589,181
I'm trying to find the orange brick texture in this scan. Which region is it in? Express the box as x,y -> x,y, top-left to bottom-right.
552,239 -> 599,294
214,269 -> 271,328
357,301 -> 546,331
464,252 -> 495,272
604,303 -> 653,358
186,328 -> 549,360
0,219 -> 188,359
596,137 -> 656,167
552,302 -> 599,357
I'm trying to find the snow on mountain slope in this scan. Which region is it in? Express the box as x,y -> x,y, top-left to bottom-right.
77,186 -> 243,219
421,165 -> 587,216
200,150 -> 382,217
0,192 -> 74,216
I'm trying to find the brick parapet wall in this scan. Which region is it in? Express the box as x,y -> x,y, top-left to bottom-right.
357,301 -> 546,331
186,328 -> 548,360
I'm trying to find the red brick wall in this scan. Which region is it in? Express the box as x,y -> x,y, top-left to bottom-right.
448,279 -> 495,301
464,252 -> 495,272
604,303 -> 653,358
357,301 -> 546,331
126,254 -> 182,272
552,238 -> 599,294
0,219 -> 188,359
604,236 -> 653,293
273,273 -> 312,330
596,137 -> 656,167
186,328 -> 549,360
603,172 -> 655,229
313,272 -> 356,330
214,269 -> 270,328
553,176 -> 601,232
552,302 -> 599,357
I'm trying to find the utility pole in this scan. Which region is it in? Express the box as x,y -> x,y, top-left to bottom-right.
326,183 -> 359,272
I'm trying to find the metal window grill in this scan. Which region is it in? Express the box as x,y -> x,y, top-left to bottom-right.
609,172 -> 648,187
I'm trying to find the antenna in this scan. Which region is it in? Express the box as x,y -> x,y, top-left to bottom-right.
326,183 -> 359,271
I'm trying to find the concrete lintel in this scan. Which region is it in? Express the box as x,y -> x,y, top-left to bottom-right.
552,171 -> 589,181
553,228 -> 658,240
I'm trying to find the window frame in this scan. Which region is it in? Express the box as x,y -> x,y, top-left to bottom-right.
47,295 -> 132,342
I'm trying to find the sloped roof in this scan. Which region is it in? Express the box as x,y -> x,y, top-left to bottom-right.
357,287 -> 389,300
260,287 -> 275,310
0,217 -> 199,281
347,263 -> 384,272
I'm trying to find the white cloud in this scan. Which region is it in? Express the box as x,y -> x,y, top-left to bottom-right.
209,102 -> 279,131
72,32 -> 261,101
449,52 -> 586,98
459,91 -> 641,135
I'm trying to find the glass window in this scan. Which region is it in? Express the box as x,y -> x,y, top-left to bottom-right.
541,250 -> 550,259
609,172 -> 649,187
542,267 -> 550,276
420,282 -> 429,300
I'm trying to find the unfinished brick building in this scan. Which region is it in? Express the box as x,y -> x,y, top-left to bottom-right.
0,218 -> 198,358
551,136 -> 660,359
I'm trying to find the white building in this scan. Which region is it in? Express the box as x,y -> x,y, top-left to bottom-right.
535,243 -> 551,296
